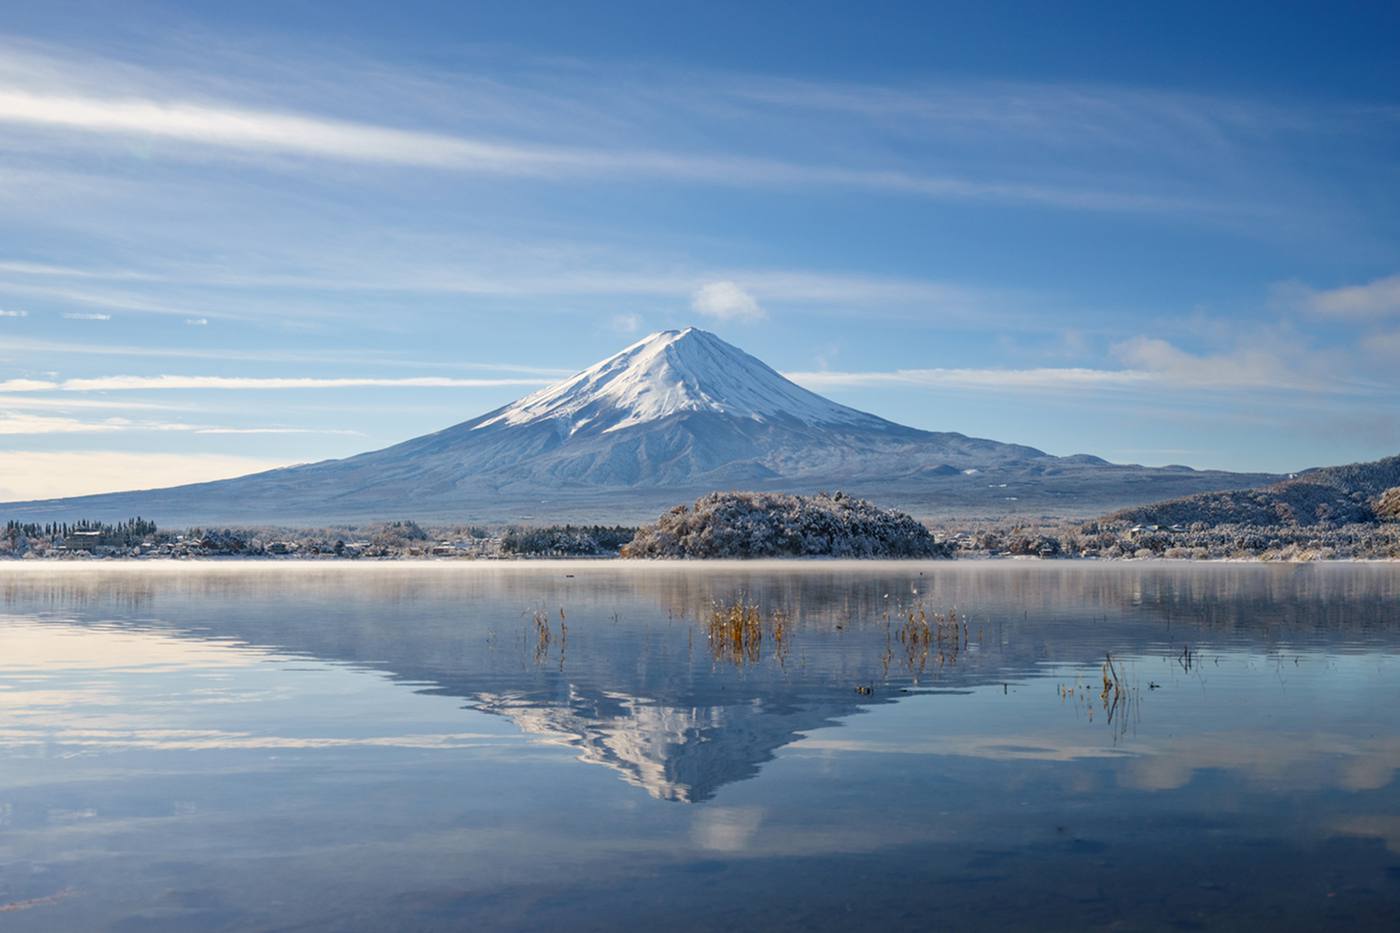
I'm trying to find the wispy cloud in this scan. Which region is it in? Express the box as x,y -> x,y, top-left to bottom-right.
0,334 -> 572,373
1107,336 -> 1304,389
0,413 -> 222,435
0,374 -> 551,392
0,395 -> 187,412
722,74 -> 1333,157
0,379 -> 59,392
0,411 -> 363,436
2,277 -> 255,321
184,317 -> 208,326
691,281 -> 764,321
787,335 -> 1383,395
191,426 -> 360,435
787,367 -> 1156,391
0,89 -> 566,170
0,413 -> 130,434
0,259 -> 158,280
0,308 -> 27,317
1,258 -> 1016,328
0,86 -> 1214,215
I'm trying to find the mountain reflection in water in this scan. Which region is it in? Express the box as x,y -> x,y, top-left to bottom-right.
1,561 -> 1398,931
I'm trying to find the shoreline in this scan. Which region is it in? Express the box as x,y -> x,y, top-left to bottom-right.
1,554 -> 1397,569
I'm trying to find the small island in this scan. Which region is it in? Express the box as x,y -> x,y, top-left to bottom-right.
620,491 -> 950,559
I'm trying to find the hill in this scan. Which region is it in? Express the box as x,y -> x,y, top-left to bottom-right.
1108,454 -> 1400,527
622,491 -> 947,558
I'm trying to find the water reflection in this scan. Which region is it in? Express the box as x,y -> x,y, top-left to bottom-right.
0,562 -> 1397,930
2,562 -> 1398,803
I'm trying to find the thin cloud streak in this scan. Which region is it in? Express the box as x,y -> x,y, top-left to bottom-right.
787,367 -> 1158,391
0,334 -> 572,373
0,88 -> 1212,214
0,395 -> 188,412
60,375 -> 552,392
0,375 -> 552,392
0,411 -> 364,436
789,332 -> 1393,396
786,361 -> 1368,395
0,261 -> 1016,329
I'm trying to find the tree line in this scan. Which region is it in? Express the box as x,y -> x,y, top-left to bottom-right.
4,517 -> 158,546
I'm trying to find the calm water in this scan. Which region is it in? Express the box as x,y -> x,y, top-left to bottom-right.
1,561 -> 1399,931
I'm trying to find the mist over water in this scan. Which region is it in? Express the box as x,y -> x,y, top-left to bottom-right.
1,562 -> 1398,930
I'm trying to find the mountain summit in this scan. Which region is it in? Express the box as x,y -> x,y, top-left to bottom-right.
0,328 -> 1274,524
477,327 -> 886,435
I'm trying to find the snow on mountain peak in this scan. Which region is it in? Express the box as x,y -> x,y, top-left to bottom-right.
475,326 -> 882,434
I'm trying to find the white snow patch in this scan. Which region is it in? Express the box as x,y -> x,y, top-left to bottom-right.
475,327 -> 884,435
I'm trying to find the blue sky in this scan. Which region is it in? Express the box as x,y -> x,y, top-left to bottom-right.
1,0 -> 1398,499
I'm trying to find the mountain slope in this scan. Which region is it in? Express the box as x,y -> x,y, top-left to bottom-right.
0,327 -> 1278,524
1108,454 -> 1400,527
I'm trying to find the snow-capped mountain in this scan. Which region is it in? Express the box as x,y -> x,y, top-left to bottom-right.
327,326 -> 1048,490
0,327 -> 1275,524
477,327 -> 885,435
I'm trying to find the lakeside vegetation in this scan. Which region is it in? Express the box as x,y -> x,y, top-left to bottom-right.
3,457 -> 1398,562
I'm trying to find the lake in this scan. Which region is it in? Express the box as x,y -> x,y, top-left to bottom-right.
1,561 -> 1398,931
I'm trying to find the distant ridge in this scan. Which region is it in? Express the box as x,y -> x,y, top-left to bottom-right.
0,327 -> 1279,524
1108,454 -> 1400,527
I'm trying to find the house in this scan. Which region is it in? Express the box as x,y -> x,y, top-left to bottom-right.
64,530 -> 103,551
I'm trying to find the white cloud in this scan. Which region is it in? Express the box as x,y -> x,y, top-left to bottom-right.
1109,336 -> 1306,389
0,413 -> 129,435
62,311 -> 111,320
691,281 -> 764,321
0,411 -> 362,436
0,308 -> 27,317
0,450 -> 290,501
0,379 -> 61,392
610,313 -> 642,334
184,317 -> 208,326
1290,273 -> 1400,318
